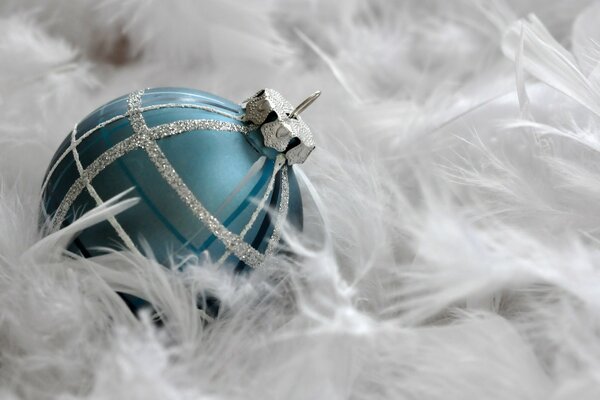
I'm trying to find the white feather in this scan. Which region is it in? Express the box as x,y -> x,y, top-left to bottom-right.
4,1 -> 600,399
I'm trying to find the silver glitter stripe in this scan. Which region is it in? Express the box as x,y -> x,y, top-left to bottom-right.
70,124 -> 140,254
127,89 -> 146,133
143,141 -> 265,268
42,113 -> 127,196
265,165 -> 289,257
52,120 -> 246,230
148,119 -> 252,140
217,155 -> 286,265
52,135 -> 138,230
126,90 -> 265,268
41,102 -> 244,196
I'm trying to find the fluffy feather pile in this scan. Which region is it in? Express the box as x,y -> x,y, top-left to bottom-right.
3,0 -> 600,398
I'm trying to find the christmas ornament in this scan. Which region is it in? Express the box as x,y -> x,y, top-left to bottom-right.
40,87 -> 319,275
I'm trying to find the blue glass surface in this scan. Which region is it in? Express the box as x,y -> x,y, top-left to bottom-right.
41,87 -> 303,271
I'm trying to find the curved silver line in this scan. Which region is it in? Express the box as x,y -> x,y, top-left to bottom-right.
217,154 -> 286,265
70,124 -> 140,254
41,102 -> 244,195
126,90 -> 264,267
51,118 -> 247,230
265,164 -> 289,257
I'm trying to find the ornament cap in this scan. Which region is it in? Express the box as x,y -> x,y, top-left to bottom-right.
242,89 -> 319,165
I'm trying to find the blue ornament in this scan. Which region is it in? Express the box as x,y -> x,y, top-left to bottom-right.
40,87 -> 319,276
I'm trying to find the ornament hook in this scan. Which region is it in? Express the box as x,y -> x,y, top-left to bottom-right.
289,91 -> 321,119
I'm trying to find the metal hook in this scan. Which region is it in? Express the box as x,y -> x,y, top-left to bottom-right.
289,91 -> 321,119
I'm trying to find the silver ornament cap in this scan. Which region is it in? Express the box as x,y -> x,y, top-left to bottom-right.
243,89 -> 319,165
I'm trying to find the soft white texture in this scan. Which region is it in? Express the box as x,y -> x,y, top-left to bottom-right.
2,0 -> 600,398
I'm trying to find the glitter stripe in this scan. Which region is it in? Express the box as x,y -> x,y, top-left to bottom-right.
265,165 -> 289,257
52,119 -> 247,230
41,102 -> 244,196
217,155 -> 286,265
126,90 -> 265,268
52,134 -> 138,230
143,141 -> 264,268
148,119 -> 252,140
70,124 -> 140,254
42,113 -> 127,196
